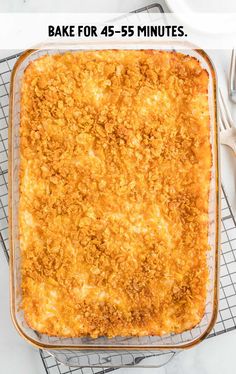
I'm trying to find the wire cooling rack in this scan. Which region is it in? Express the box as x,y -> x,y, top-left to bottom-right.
1,3 -> 236,374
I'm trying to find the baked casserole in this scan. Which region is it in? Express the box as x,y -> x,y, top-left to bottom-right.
20,50 -> 211,338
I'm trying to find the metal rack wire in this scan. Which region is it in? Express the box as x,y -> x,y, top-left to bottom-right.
1,2 -> 236,373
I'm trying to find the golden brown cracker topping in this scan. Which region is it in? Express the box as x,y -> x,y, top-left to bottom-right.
20,50 -> 211,338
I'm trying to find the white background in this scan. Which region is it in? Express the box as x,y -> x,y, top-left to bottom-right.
1,1 -> 236,374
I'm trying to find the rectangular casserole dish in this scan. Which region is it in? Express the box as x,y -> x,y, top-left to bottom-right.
9,43 -> 220,356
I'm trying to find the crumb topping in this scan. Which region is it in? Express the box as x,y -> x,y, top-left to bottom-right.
20,50 -> 211,338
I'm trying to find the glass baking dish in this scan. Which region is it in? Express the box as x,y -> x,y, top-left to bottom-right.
9,42 -> 220,368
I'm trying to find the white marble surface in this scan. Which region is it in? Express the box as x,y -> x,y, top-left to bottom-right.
0,0 -> 168,13
1,1 -> 236,374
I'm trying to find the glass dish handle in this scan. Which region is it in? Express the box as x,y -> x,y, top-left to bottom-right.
46,349 -> 178,368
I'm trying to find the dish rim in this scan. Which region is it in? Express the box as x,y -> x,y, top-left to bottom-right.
9,44 -> 220,351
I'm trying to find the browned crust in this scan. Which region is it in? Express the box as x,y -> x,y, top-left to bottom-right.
19,50 -> 211,338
